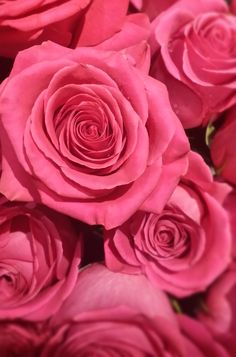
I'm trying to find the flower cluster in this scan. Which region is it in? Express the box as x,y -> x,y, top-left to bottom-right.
0,0 -> 235,355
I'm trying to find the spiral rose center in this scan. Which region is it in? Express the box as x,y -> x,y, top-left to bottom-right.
196,14 -> 236,55
138,210 -> 191,260
82,123 -> 100,139
49,85 -> 127,175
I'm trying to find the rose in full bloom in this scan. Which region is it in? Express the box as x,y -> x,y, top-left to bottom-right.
0,320 -> 47,356
105,152 -> 232,297
150,0 -> 236,128
0,198 -> 81,320
130,0 -> 178,20
210,106 -> 236,186
0,0 -> 129,58
41,264 -> 185,356
0,41 -> 189,229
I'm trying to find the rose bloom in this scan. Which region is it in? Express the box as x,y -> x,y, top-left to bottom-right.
0,41 -> 189,229
105,152 -> 232,297
210,106 -> 236,186
150,0 -> 236,128
0,198 -> 81,320
130,0 -> 178,20
0,320 -> 47,356
42,264 -> 185,356
0,0 -> 129,58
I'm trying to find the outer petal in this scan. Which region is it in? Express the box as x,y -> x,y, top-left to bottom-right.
51,264 -> 176,325
198,263 -> 236,335
178,315 -> 229,357
74,0 -> 129,46
97,13 -> 150,52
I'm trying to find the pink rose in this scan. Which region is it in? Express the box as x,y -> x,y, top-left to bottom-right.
42,264 -> 185,356
105,152 -> 232,297
178,315 -> 229,356
0,320 -> 47,356
0,198 -> 81,320
211,106 -> 236,186
0,0 -> 128,58
0,41 -> 189,229
131,0 -> 178,20
150,0 -> 236,128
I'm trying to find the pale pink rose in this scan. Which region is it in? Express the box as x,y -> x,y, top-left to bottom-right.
42,264 -> 185,356
0,198 -> 81,321
150,0 -> 236,128
0,320 -> 47,356
0,0 -> 128,58
178,315 -> 229,357
105,152 -> 232,297
0,41 -> 189,229
211,106 -> 236,186
131,0 -> 178,20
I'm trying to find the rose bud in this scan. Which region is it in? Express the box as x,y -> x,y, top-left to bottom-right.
0,41 -> 189,229
41,264 -> 185,356
104,151 -> 232,297
150,0 -> 236,128
210,106 -> 236,186
0,199 -> 81,320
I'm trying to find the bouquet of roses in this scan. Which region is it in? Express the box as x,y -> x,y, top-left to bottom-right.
0,0 -> 235,355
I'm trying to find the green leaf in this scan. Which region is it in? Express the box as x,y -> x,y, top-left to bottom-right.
171,299 -> 182,314
205,124 -> 215,147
